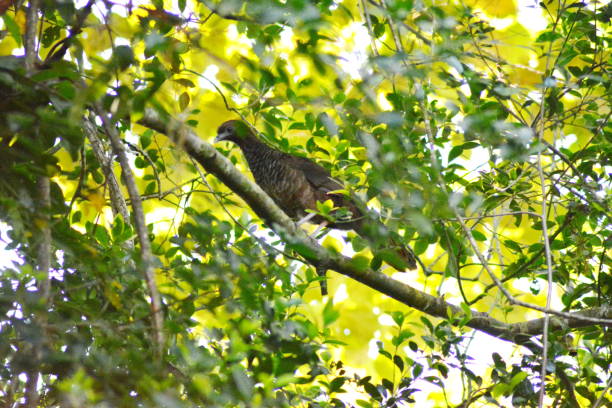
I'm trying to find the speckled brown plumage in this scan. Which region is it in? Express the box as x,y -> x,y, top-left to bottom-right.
215,120 -> 417,294
216,120 -> 362,229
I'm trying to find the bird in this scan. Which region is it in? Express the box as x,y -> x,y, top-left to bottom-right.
215,119 -> 417,295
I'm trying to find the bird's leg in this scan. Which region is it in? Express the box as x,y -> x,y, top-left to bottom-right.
296,212 -> 317,226
316,266 -> 328,296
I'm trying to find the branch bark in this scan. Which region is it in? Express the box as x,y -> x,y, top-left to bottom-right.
94,104 -> 165,356
83,115 -> 132,231
138,109 -> 612,347
24,2 -> 44,407
23,0 -> 39,72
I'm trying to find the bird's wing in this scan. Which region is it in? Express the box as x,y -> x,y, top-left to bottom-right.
283,152 -> 363,229
284,154 -> 344,193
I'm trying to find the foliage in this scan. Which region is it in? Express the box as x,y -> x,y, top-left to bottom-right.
0,0 -> 610,407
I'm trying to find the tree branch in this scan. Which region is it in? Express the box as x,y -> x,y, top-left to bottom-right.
201,0 -> 255,23
94,104 -> 165,357
24,2 -> 44,406
137,109 -> 612,347
23,0 -> 39,72
83,115 -> 132,231
454,210 -> 612,325
42,0 -> 95,66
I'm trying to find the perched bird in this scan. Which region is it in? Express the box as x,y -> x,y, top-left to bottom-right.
215,119 -> 417,294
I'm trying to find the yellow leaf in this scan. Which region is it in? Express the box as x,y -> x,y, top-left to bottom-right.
322,235 -> 343,253
183,239 -> 195,251
464,0 -> 516,18
46,164 -> 60,177
86,192 -> 107,212
33,218 -> 48,229
14,9 -> 26,33
104,284 -> 123,309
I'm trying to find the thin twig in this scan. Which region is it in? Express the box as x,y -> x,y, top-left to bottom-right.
469,210 -> 575,305
200,0 -> 255,23
413,78 -> 610,325
64,145 -> 87,221
359,0 -> 379,57
42,0 -> 95,65
454,210 -> 612,324
592,375 -> 612,408
123,139 -> 162,197
93,103 -> 165,357
436,211 -> 541,222
366,0 -> 432,46
83,114 -> 132,229
536,128 -> 556,408
535,5 -> 561,403
189,157 -> 304,264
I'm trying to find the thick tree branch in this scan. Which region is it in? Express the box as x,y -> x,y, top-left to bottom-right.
24,2 -> 45,407
138,109 -> 612,347
23,0 -> 38,71
508,306 -> 612,335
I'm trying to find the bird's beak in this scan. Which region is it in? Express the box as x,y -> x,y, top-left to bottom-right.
214,129 -> 229,143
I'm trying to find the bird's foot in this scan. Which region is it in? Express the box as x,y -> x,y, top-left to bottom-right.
310,221 -> 328,238
316,266 -> 328,296
297,212 -> 317,226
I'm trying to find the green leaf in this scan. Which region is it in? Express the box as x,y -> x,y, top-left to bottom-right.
370,254 -> 383,271
504,239 -> 522,253
174,78 -> 196,88
140,129 -> 153,149
144,181 -> 157,195
179,92 -> 190,111
363,382 -> 382,401
412,362 -> 423,377
323,299 -> 340,327
94,226 -> 110,246
393,355 -> 404,372
536,31 -> 563,42
329,376 -> 346,393
471,230 -> 487,241
390,311 -> 405,326
2,15 -> 22,47
373,22 -> 386,38
113,45 -> 135,71
288,242 -> 317,260
448,145 -> 463,162
348,255 -> 370,272
111,215 -> 124,239
231,366 -> 253,399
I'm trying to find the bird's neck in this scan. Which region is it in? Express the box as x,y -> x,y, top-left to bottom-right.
238,134 -> 276,158
236,135 -> 280,177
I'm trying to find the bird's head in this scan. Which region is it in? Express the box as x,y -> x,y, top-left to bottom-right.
215,120 -> 253,144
